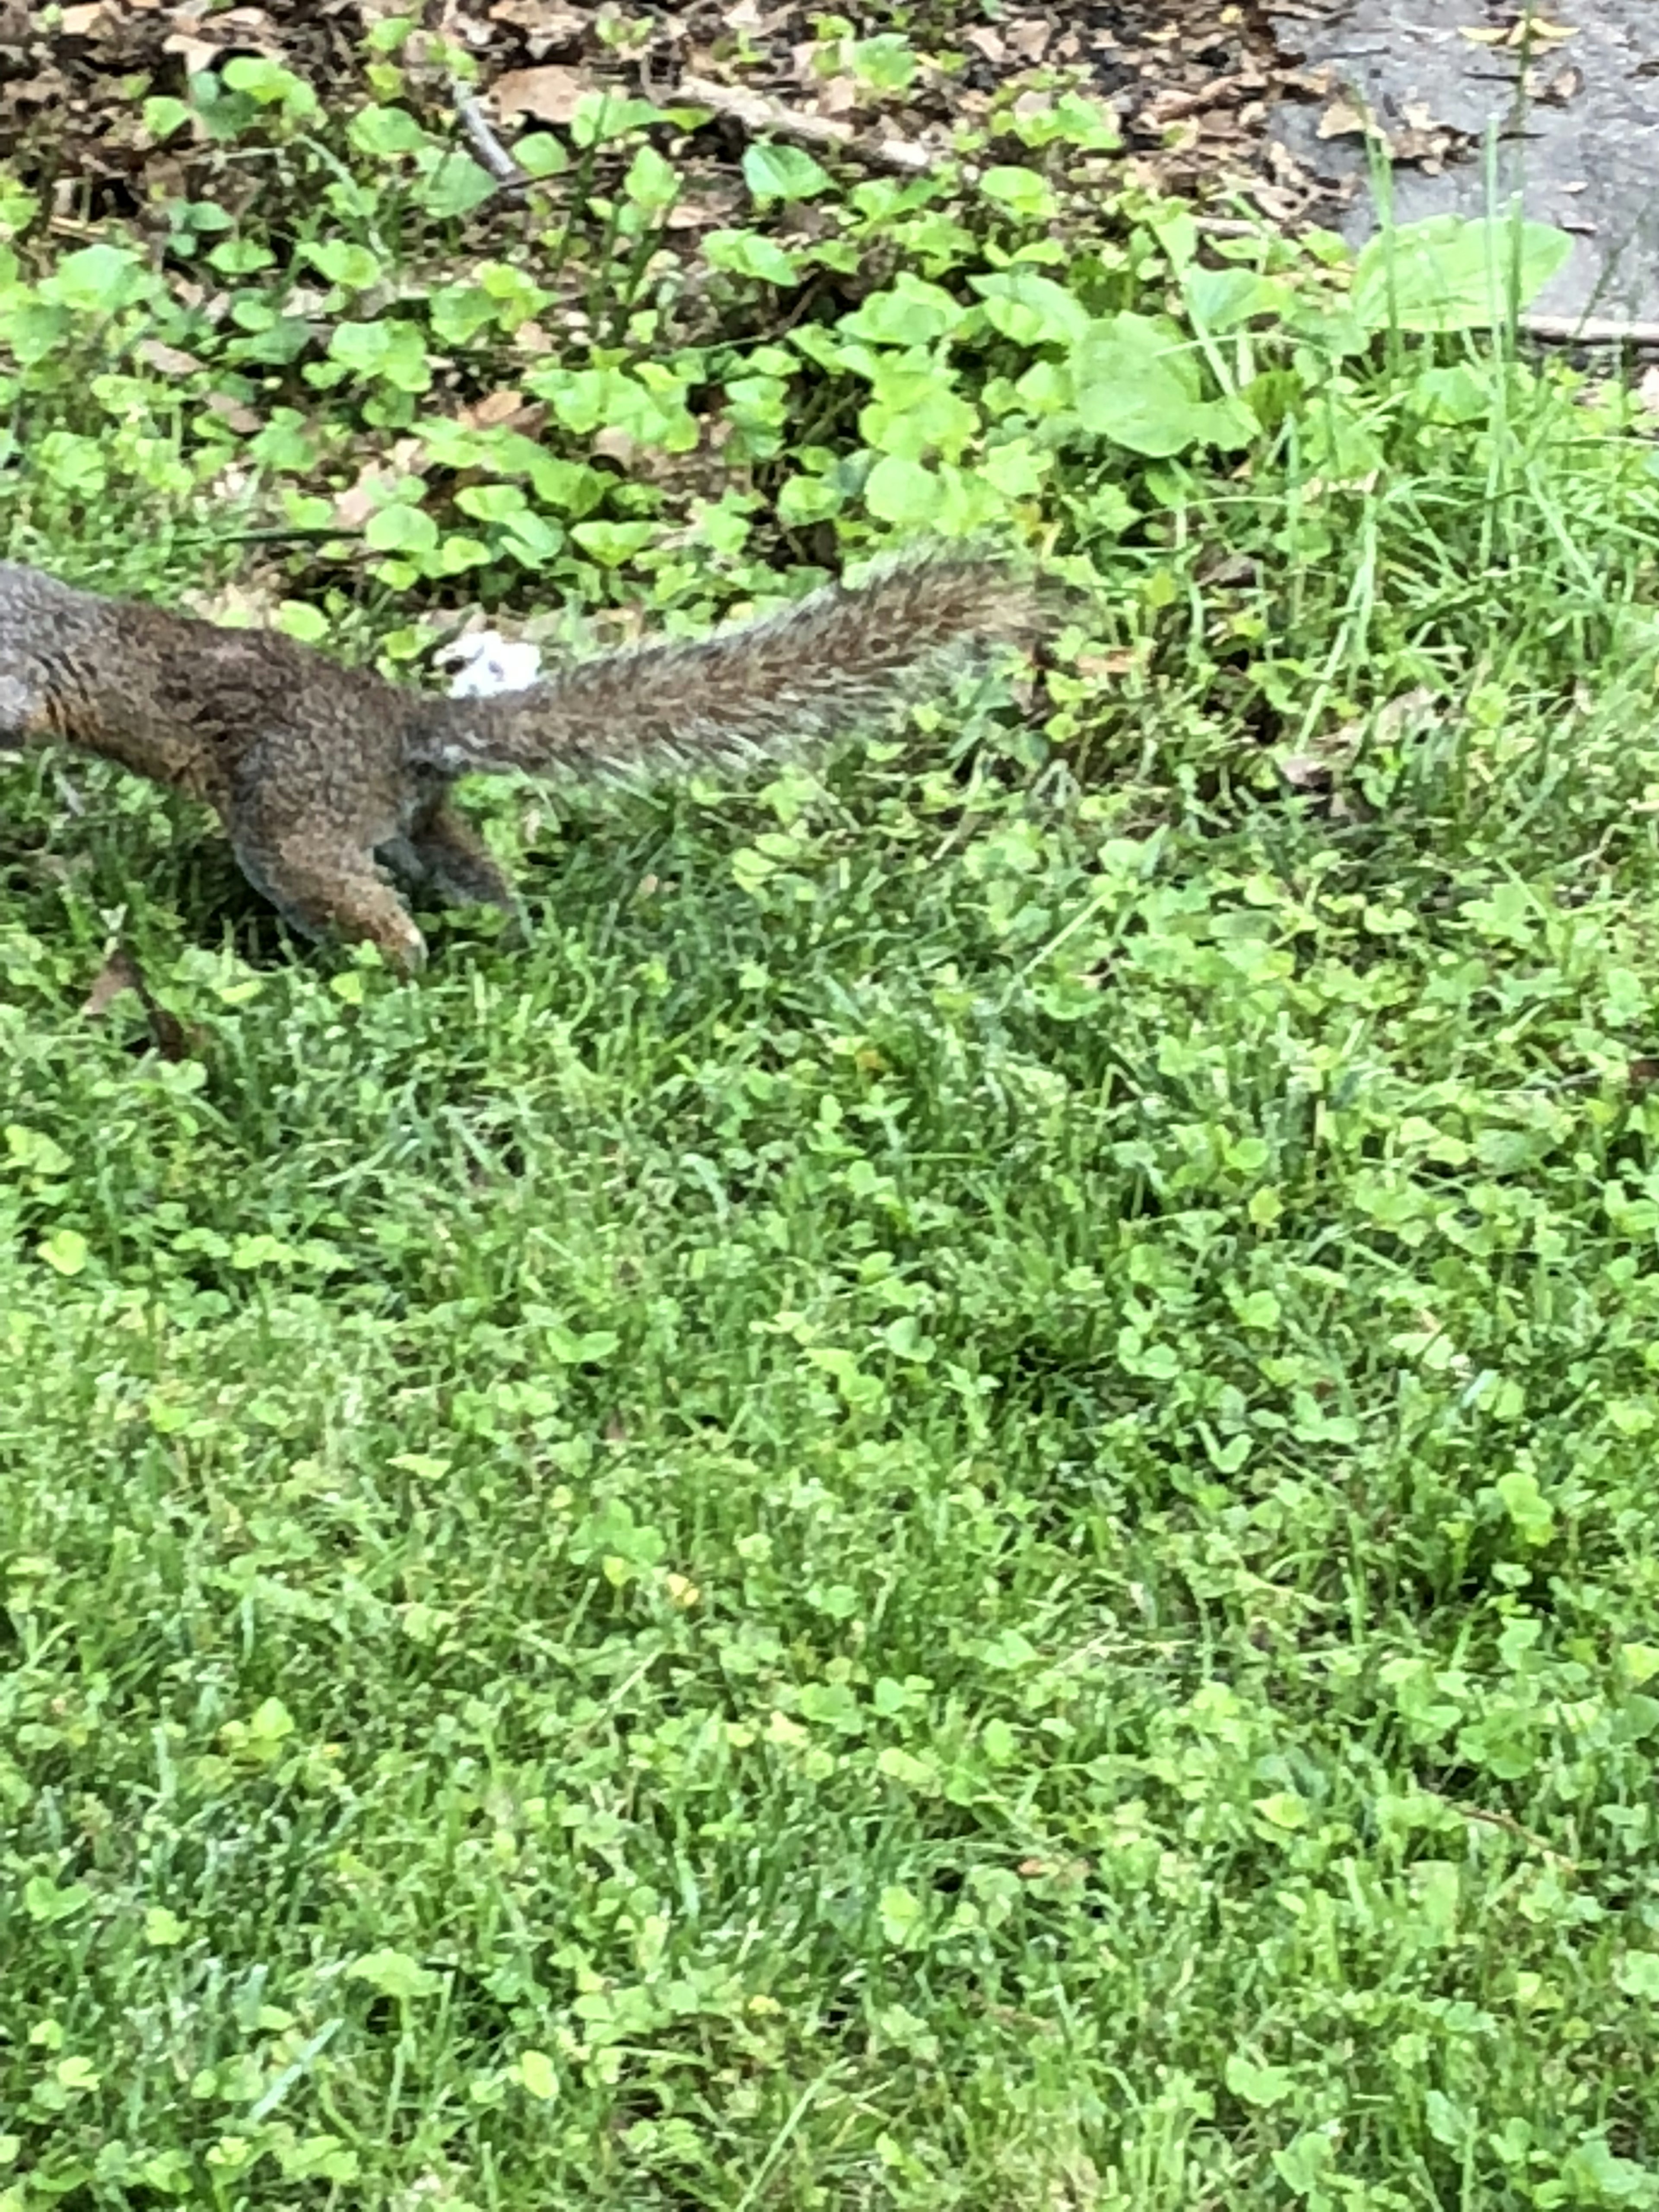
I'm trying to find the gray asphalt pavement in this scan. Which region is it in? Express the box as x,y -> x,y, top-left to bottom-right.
1269,3 -> 1659,321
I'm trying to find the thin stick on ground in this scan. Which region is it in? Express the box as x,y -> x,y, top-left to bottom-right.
1517,312 -> 1659,350
673,72 -> 935,175
453,81 -> 529,195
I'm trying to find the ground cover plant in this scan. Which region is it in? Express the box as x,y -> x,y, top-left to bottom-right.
10,7 -> 1659,2208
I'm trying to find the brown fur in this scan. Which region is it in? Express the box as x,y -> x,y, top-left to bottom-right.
0,551 -> 1046,972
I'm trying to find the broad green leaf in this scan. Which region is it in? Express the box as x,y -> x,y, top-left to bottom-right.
348,103 -> 432,158
839,277 -> 966,347
222,55 -> 320,117
6,1125 -> 70,1176
1225,2054 -> 1294,2107
428,283 -> 497,346
864,451 -> 947,526
347,1948 -> 440,2000
571,522 -> 655,569
364,502 -> 439,555
38,1228 -> 89,1277
1011,89 -> 1119,150
1495,1466 -> 1555,1545
515,132 -> 569,178
1350,214 -> 1571,334
24,1875 -> 91,1922
1253,1790 -> 1309,1831
456,483 -> 529,524
418,152 -> 497,220
971,268 -> 1091,347
878,1884 -> 923,1943
518,2050 -> 559,2101
977,167 -> 1058,223
570,92 -> 662,147
981,436 -> 1049,497
304,240 -> 382,289
702,229 -> 802,287
143,96 -> 192,141
625,144 -> 680,213
329,318 -> 431,393
744,142 -> 833,201
49,243 -> 147,314
1182,265 -> 1290,332
501,510 -> 565,566
1617,1953 -> 1659,2001
1071,312 -> 1255,456
849,33 -> 916,90
860,372 -> 978,461
208,237 -> 275,275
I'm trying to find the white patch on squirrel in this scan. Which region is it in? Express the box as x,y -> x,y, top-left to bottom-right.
438,631 -> 543,699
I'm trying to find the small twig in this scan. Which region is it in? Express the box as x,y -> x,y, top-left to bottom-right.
1173,269 -> 1659,350
1140,73 -> 1260,127
453,80 -> 529,196
674,72 -> 934,175
1423,1789 -> 1580,1869
1195,216 -> 1266,239
1517,312 -> 1659,350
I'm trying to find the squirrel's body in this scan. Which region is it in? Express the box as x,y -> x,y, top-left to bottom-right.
0,553 -> 1039,971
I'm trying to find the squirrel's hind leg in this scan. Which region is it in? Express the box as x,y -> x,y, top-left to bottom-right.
232,823 -> 428,975
391,795 -> 518,913
0,668 -> 51,750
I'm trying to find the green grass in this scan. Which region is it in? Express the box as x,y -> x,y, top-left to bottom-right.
12,38 -> 1659,2209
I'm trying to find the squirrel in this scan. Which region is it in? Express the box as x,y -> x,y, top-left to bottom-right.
0,550 -> 1046,973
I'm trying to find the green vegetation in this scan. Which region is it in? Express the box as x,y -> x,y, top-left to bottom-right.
9,18 -> 1659,2209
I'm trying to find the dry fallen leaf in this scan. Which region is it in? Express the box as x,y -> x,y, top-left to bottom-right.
1373,685 -> 1438,742
1004,17 -> 1052,61
490,64 -> 587,123
488,0 -> 585,33
1387,102 -> 1467,173
1277,754 -> 1334,790
663,194 -> 732,231
1508,13 -> 1576,41
1317,97 -> 1378,142
81,945 -> 196,1059
1539,63 -> 1584,106
183,576 -> 279,624
135,337 -> 203,376
332,474 -> 396,530
203,391 -> 261,433
161,31 -> 221,75
1315,684 -> 1439,763
591,424 -> 637,467
1074,648 -> 1138,680
1460,13 -> 1574,46
82,946 -> 141,1018
1199,552 -> 1256,589
457,386 -> 527,428
332,436 -> 425,528
814,72 -> 858,118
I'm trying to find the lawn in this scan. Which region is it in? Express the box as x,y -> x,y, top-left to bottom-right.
7,16 -> 1659,2210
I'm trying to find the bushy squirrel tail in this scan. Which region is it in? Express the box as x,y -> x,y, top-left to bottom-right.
408,551 -> 1051,782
